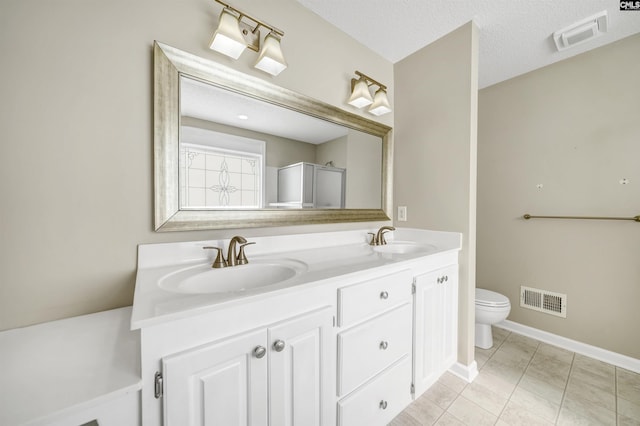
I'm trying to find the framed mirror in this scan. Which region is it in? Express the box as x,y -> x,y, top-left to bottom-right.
154,41 -> 392,231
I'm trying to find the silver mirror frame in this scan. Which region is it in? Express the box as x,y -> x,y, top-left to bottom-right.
154,41 -> 393,231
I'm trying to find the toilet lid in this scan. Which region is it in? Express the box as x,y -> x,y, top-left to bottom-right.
476,288 -> 510,307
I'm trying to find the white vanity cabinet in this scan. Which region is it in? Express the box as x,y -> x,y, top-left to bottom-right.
160,307 -> 334,426
134,229 -> 464,426
413,264 -> 459,396
336,269 -> 414,426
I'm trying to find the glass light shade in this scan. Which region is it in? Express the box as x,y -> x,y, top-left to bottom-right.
368,88 -> 392,116
209,9 -> 247,60
255,33 -> 287,76
347,77 -> 373,108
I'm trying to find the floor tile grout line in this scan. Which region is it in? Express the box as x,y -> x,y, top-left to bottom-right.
554,350 -> 575,425
496,335 -> 542,424
445,330 -> 511,426
481,330 -> 517,425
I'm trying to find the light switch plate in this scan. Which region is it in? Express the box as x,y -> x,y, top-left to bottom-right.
398,206 -> 407,222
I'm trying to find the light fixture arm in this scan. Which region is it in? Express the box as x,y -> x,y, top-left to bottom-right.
354,70 -> 387,91
214,0 -> 284,37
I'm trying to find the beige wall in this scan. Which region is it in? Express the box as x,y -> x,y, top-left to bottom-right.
316,136 -> 348,168
394,22 -> 479,366
0,0 -> 393,330
477,34 -> 640,358
345,130 -> 383,209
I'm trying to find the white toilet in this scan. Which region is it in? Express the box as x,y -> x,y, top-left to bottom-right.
475,288 -> 511,349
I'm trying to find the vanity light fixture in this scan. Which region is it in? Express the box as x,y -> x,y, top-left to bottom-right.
347,71 -> 392,116
347,75 -> 374,108
369,88 -> 392,116
209,8 -> 247,59
254,31 -> 287,76
209,0 -> 287,76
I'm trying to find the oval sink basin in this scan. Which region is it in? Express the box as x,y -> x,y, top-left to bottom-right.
158,259 -> 308,294
372,241 -> 437,255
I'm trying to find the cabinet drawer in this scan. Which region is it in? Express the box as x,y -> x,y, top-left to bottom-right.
337,355 -> 412,426
337,303 -> 412,396
338,269 -> 412,327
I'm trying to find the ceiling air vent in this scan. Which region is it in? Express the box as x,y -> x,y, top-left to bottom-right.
520,286 -> 567,318
553,11 -> 608,51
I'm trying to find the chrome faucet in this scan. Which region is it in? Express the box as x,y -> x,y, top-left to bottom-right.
226,236 -> 248,267
369,226 -> 395,246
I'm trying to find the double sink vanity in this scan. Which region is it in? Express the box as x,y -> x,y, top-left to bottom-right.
133,227 -> 461,425
1,227 -> 461,425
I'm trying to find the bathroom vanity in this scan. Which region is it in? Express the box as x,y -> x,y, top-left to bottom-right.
131,228 -> 461,425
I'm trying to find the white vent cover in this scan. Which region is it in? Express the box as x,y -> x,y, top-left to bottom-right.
520,286 -> 567,318
553,11 -> 608,51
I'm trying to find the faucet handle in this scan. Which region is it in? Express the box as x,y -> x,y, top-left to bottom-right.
203,246 -> 227,268
237,242 -> 256,265
368,233 -> 377,246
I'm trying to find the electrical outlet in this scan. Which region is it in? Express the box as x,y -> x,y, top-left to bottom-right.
398,206 -> 407,222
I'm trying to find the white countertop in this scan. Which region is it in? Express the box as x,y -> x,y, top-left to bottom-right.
131,228 -> 462,329
0,307 -> 141,426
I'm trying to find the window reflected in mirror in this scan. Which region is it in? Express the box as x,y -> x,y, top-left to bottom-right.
179,126 -> 265,209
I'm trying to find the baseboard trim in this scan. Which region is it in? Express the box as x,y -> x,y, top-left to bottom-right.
496,320 -> 640,374
448,360 -> 479,383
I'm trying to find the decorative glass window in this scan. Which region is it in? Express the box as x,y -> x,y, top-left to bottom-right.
179,127 -> 265,209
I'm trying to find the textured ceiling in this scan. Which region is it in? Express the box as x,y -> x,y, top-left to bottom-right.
296,0 -> 640,88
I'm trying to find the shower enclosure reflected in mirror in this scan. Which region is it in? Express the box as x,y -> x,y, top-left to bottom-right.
154,41 -> 392,231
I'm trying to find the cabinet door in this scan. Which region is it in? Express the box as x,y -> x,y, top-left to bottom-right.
413,264 -> 458,397
162,329 -> 268,426
268,307 -> 334,426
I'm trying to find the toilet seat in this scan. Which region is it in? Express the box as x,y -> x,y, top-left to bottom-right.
475,288 -> 510,308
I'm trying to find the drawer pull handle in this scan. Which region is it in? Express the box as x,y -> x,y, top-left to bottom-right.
253,346 -> 266,359
380,291 -> 389,300
379,400 -> 388,410
273,340 -> 286,352
379,341 -> 389,350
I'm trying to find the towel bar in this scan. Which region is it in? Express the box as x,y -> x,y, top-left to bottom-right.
523,214 -> 640,222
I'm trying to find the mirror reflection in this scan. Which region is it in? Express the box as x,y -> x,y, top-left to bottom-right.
179,76 -> 382,210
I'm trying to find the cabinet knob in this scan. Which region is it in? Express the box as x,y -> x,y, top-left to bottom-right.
379,341 -> 389,350
253,346 -> 266,359
379,400 -> 388,410
273,340 -> 286,352
380,291 -> 389,300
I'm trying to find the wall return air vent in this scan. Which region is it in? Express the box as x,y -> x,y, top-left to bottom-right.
520,286 -> 567,318
553,11 -> 608,51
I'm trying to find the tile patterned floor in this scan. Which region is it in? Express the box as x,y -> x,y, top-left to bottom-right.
390,327 -> 640,425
